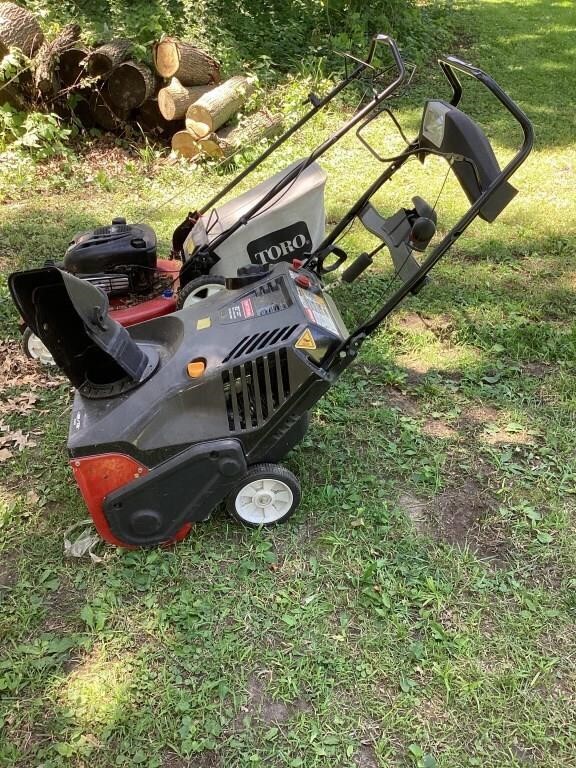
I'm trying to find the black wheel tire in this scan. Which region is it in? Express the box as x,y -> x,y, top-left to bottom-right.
226,463 -> 302,528
22,326 -> 55,365
177,274 -> 226,309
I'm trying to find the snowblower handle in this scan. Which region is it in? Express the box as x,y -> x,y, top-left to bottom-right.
321,56 -> 534,376
438,55 -> 534,153
366,34 -> 405,75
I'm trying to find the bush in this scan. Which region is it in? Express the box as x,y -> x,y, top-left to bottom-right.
21,0 -> 454,72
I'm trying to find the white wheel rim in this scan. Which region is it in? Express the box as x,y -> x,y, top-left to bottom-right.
235,477 -> 294,524
182,282 -> 224,308
27,333 -> 55,365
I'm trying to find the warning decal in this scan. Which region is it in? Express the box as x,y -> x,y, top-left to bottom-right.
295,328 -> 317,350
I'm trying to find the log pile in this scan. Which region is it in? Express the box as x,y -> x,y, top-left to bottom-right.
0,4 -> 284,158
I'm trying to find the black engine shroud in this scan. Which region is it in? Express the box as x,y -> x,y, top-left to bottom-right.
63,217 -> 157,293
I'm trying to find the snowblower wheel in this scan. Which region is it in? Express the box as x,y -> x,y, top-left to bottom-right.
22,327 -> 55,366
227,464 -> 301,527
177,275 -> 226,309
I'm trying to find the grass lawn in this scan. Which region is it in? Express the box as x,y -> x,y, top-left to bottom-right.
1,0 -> 575,766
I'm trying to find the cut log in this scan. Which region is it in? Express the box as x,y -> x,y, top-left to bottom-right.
89,87 -> 130,132
157,78 -> 213,121
86,38 -> 132,77
153,38 -> 220,86
58,45 -> 89,88
171,129 -> 200,159
33,22 -> 81,98
198,110 -> 284,159
0,2 -> 44,56
107,60 -> 157,110
135,98 -> 184,137
185,76 -> 255,139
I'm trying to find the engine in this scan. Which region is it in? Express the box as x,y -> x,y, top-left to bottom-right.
63,217 -> 158,295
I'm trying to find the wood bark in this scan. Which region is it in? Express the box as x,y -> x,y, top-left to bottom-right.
33,22 -> 81,98
89,87 -> 130,132
58,45 -> 88,88
86,38 -> 132,77
153,38 -> 220,86
134,98 -> 184,137
157,78 -> 213,121
171,129 -> 200,159
185,76 -> 255,138
198,110 -> 283,159
106,60 -> 157,110
0,2 -> 44,56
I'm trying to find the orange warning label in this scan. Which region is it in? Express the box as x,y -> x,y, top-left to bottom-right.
295,328 -> 316,350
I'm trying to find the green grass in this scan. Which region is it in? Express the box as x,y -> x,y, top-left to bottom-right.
1,0 -> 576,766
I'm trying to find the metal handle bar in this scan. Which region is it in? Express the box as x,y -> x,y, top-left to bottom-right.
197,35 -> 405,218
196,36 -> 406,256
439,55 -> 534,151
367,34 -> 405,76
322,57 -> 534,374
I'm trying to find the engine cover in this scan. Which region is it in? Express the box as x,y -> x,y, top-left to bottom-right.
63,217 -> 157,292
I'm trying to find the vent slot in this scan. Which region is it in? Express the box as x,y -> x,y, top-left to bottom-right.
222,349 -> 292,432
223,325 -> 298,363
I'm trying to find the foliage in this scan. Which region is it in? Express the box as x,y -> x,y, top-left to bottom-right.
0,106 -> 74,158
21,0 -> 455,72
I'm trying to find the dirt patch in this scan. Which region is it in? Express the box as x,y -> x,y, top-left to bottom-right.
395,313 -> 429,333
354,744 -> 379,768
398,480 -> 507,561
421,419 -> 459,439
232,674 -> 311,729
482,429 -> 535,446
383,390 -> 421,417
463,405 -> 501,425
520,362 -> 554,378
395,312 -> 454,338
40,581 -> 83,634
0,548 -> 19,588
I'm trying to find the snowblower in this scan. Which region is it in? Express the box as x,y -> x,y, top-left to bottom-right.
9,36 -> 533,546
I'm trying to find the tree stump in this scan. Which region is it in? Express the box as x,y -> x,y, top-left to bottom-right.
185,76 -> 255,139
58,45 -> 89,88
107,60 -> 157,110
199,110 -> 284,159
0,2 -> 44,56
157,78 -> 213,121
33,22 -> 81,98
86,38 -> 132,77
172,130 -> 200,159
153,38 -> 220,86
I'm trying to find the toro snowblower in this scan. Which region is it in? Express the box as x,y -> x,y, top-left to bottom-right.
9,36 -> 533,546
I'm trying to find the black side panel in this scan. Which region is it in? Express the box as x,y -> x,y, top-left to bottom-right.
103,439 -> 247,546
